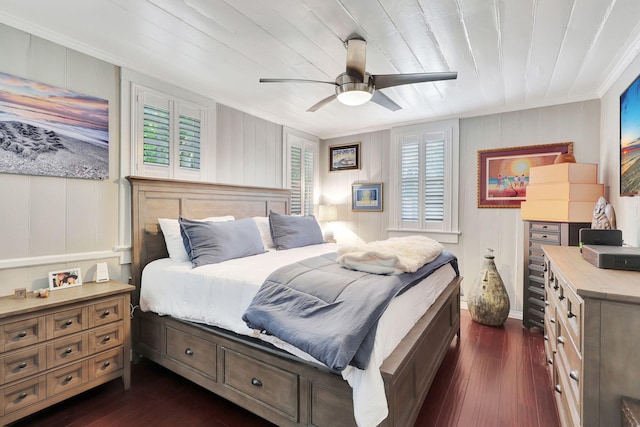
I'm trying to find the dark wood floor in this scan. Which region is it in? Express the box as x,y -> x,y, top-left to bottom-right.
10,310 -> 559,427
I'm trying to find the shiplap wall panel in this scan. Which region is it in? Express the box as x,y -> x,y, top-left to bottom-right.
0,24 -> 122,295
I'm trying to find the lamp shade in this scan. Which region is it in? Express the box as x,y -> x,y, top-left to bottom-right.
318,204 -> 338,222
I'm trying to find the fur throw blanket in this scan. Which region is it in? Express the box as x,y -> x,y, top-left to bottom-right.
336,235 -> 443,274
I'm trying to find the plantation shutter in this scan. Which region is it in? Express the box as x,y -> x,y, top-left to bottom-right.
424,138 -> 445,222
400,140 -> 420,222
178,115 -> 201,170
290,146 -> 303,215
143,105 -> 170,166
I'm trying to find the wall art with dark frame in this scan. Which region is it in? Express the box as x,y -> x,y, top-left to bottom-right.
620,72 -> 640,196
477,142 -> 573,208
0,71 -> 109,180
329,142 -> 360,171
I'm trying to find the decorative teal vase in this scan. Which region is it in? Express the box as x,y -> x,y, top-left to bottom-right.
468,248 -> 510,326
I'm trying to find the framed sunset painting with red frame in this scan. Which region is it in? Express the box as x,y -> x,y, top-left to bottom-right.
477,142 -> 573,208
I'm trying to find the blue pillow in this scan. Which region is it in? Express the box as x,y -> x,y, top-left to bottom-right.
269,211 -> 324,250
179,217 -> 265,267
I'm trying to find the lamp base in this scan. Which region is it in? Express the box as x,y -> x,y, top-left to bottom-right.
323,230 -> 336,243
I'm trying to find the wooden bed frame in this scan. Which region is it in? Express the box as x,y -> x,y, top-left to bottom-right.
127,176 -> 461,427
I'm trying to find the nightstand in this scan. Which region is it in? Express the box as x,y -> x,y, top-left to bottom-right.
0,280 -> 134,425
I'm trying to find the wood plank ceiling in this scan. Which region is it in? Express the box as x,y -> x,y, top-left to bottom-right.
1,0 -> 640,138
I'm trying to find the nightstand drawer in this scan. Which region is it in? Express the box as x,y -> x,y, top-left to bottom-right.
46,361 -> 88,397
165,327 -> 217,380
89,298 -> 124,328
47,307 -> 88,339
90,323 -> 124,353
1,346 -> 47,385
2,376 -> 46,416
1,317 -> 46,352
223,348 -> 299,420
47,334 -> 89,368
89,347 -> 124,380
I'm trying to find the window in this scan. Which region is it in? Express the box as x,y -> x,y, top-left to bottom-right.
390,119 -> 459,243
131,83 -> 210,181
284,127 -> 318,216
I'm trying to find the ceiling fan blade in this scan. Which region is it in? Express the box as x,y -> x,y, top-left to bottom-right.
370,91 -> 402,112
259,78 -> 336,85
345,38 -> 367,82
372,72 -> 457,90
307,94 -> 337,112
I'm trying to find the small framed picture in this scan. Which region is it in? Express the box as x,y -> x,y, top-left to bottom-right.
352,182 -> 383,212
329,143 -> 360,171
49,268 -> 82,290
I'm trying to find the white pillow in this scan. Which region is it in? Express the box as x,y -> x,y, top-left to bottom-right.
252,216 -> 275,250
158,216 -> 234,262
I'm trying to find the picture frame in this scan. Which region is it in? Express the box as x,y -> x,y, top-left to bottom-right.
477,142 -> 573,208
49,268 -> 82,290
329,143 -> 360,171
352,182 -> 383,212
620,73 -> 640,196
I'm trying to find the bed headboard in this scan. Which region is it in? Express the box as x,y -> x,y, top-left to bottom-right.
126,176 -> 290,302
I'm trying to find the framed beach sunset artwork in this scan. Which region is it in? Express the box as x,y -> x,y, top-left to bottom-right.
0,71 -> 109,180
620,73 -> 640,196
477,142 -> 573,208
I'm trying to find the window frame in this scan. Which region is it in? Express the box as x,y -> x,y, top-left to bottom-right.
388,119 -> 460,243
283,127 -> 319,216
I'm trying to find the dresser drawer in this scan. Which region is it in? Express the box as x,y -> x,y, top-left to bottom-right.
223,348 -> 298,420
1,317 -> 46,352
531,231 -> 561,244
1,376 -> 46,416
90,323 -> 124,353
555,349 -> 581,427
89,298 -> 124,328
557,319 -> 581,411
47,334 -> 89,368
46,360 -> 88,397
165,326 -> 217,380
47,307 -> 88,339
1,346 -> 47,385
89,347 -> 124,380
530,222 -> 562,233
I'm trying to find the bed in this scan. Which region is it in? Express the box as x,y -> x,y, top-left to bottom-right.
127,176 -> 462,427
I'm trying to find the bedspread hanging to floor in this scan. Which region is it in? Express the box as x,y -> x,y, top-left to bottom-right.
242,250 -> 459,371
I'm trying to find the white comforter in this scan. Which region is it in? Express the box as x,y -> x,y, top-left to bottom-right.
140,243 -> 455,427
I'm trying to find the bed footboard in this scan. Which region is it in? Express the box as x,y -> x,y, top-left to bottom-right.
134,276 -> 461,427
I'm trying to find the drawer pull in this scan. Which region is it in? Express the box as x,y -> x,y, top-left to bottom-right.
568,311 -> 576,319
569,370 -> 579,382
65,319 -> 73,326
65,375 -> 73,382
557,336 -> 565,345
251,377 -> 263,388
103,361 -> 111,368
547,357 -> 553,365
544,335 -> 549,341
103,309 -> 110,317
18,331 -> 27,338
18,361 -> 27,369
555,384 -> 562,394
185,348 -> 194,356
550,317 -> 556,324
18,392 -> 27,399
559,295 -> 565,301
65,347 -> 73,354
544,300 -> 549,306
103,335 -> 111,342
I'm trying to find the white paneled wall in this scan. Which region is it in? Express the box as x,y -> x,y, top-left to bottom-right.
321,100 -> 600,314
216,105 -> 283,188
0,24 -> 124,295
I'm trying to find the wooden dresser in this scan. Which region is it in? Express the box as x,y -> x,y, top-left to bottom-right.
0,281 -> 134,425
523,220 -> 588,329
542,245 -> 640,427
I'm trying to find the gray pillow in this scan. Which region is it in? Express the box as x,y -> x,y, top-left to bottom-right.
269,211 -> 324,250
179,217 -> 265,267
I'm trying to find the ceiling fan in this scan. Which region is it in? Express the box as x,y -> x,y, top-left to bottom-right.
259,36 -> 457,112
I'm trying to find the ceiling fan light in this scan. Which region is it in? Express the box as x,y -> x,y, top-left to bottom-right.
337,89 -> 373,106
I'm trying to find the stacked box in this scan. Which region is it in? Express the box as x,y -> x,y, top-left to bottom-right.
521,163 -> 603,222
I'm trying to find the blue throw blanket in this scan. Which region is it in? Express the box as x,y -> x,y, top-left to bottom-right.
242,250 -> 459,371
